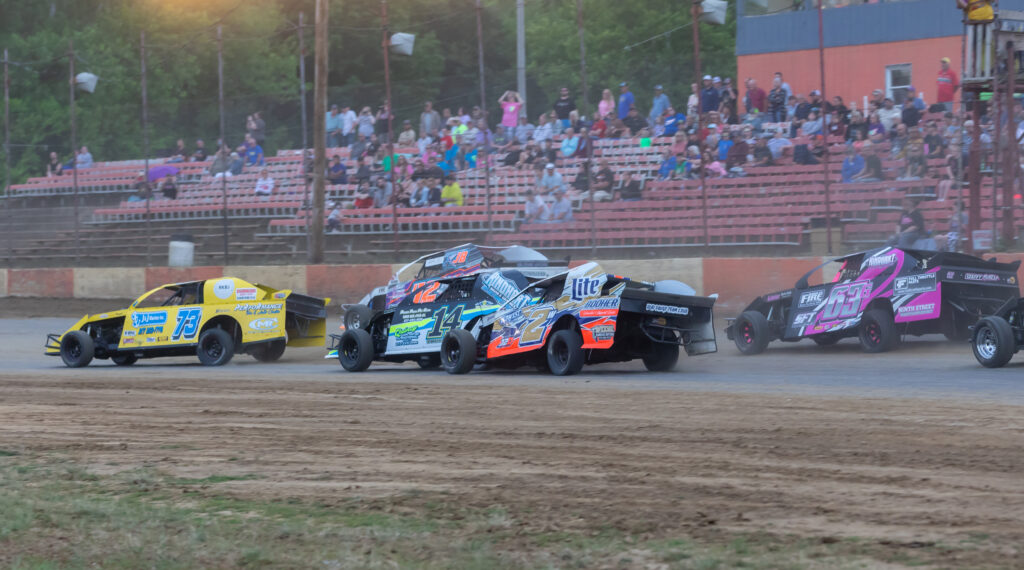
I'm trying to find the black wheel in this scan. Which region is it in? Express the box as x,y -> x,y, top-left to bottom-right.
338,329 -> 374,372
546,329 -> 585,376
642,342 -> 679,372
251,339 -> 287,362
111,353 -> 137,366
417,354 -> 442,369
732,311 -> 770,355
972,316 -> 1015,368
858,308 -> 897,353
344,305 -> 373,331
60,330 -> 94,368
440,328 -> 477,375
197,328 -> 235,366
811,334 -> 841,346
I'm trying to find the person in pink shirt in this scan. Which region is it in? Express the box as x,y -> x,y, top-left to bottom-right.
598,89 -> 616,120
499,91 -> 523,135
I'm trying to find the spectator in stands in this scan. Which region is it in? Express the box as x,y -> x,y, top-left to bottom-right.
350,134 -> 368,162
129,172 -> 152,202
725,131 -> 750,170
352,180 -> 375,209
247,112 -> 266,147
408,178 -> 429,207
574,127 -> 591,158
840,145 -> 864,183
426,177 -> 444,207
46,151 -> 63,177
229,151 -> 244,176
878,98 -> 900,131
167,139 -> 188,163
607,113 -> 628,138
539,163 -> 566,194
784,95 -> 798,122
887,197 -> 926,247
902,96 -> 922,128
370,175 -> 392,208
900,141 -> 928,180
744,78 -> 766,115
827,111 -> 846,140
767,129 -> 793,160
713,131 -> 730,161
846,110 -> 868,143
867,111 -> 886,141
327,201 -> 343,232
623,107 -> 646,136
802,110 -> 823,136
524,187 -> 550,223
700,75 -> 719,114
599,89 -> 616,119
516,141 -> 540,170
533,113 -> 554,143
254,168 -> 275,197
767,77 -> 787,122
649,85 -> 671,128
357,107 -> 376,139
937,57 -> 959,112
396,120 -> 417,146
513,116 -> 535,145
936,142 -> 962,201
75,146 -> 93,169
752,134 -> 774,167
244,135 -> 265,167
158,175 -> 178,200
191,139 -> 207,162
352,155 -> 371,184
328,155 -> 347,185
719,78 -> 739,124
773,72 -> 792,100
375,102 -> 393,143
440,175 -> 463,207
209,147 -> 230,179
617,82 -> 635,120
905,86 -> 926,111
493,125 -> 510,148
547,188 -> 574,223
326,104 -> 344,147
560,128 -> 580,157
553,87 -> 576,129
341,105 -> 358,146
571,161 -> 590,194
540,139 -> 559,165
793,132 -> 820,165
498,91 -> 523,138
662,107 -> 685,138
852,143 -> 883,181
366,134 -> 382,159
614,171 -> 643,201
657,150 -> 676,180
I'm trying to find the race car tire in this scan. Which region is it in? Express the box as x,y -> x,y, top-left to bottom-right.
251,339 -> 286,362
546,329 -> 585,376
858,309 -> 897,353
60,330 -> 94,368
811,334 -> 841,346
338,329 -> 374,372
642,342 -> 679,372
111,353 -> 138,366
417,354 -> 442,369
344,305 -> 373,331
441,329 -> 477,375
972,316 -> 1015,368
733,311 -> 770,355
197,328 -> 235,366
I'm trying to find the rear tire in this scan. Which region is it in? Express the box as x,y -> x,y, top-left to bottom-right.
338,329 -> 374,372
546,329 -> 585,376
60,330 -> 94,368
441,329 -> 477,375
972,316 -> 1015,368
111,353 -> 137,366
251,339 -> 286,362
732,311 -> 770,355
858,309 -> 897,353
197,328 -> 234,366
344,305 -> 373,331
642,342 -> 679,372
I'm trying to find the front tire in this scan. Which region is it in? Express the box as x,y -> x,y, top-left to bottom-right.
111,353 -> 138,366
733,311 -> 770,355
441,329 -> 477,375
197,328 -> 235,366
344,305 -> 373,331
338,329 -> 374,371
60,330 -> 94,368
858,309 -> 897,353
642,342 -> 679,371
972,316 -> 1015,368
251,339 -> 286,362
546,329 -> 585,376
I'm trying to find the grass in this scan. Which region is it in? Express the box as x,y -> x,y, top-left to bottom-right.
0,453 -> 973,569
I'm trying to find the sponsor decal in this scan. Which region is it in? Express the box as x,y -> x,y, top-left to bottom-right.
481,272 -> 522,304
131,311 -> 167,328
248,317 -> 278,332
138,326 -> 163,335
798,289 -> 825,308
235,302 -> 282,315
644,302 -> 689,316
273,291 -> 288,299
897,303 -> 936,316
1011,276 -> 1018,284
123,338 -> 134,344
393,327 -> 421,347
235,287 -> 258,301
963,272 -> 1000,282
212,278 -> 235,300
792,312 -> 817,325
146,337 -> 157,343
397,307 -> 432,322
591,325 -> 615,341
122,330 -> 135,337
765,293 -> 781,302
424,256 -> 444,267
580,298 -> 620,317
570,277 -> 602,301
894,273 -> 937,296
866,253 -> 897,267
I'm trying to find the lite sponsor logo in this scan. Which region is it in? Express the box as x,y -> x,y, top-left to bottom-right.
897,303 -> 936,316
212,278 -> 235,300
963,273 -> 1000,282
645,303 -> 689,315
131,311 -> 167,328
798,289 -> 825,308
248,317 -> 278,331
866,254 -> 897,267
236,287 -> 258,301
570,277 -> 601,301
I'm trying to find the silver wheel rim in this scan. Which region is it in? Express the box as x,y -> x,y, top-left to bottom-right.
976,326 -> 998,360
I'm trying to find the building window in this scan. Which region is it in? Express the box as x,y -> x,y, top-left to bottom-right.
886,64 -> 912,105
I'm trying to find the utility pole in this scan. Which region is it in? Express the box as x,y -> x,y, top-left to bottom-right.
816,0 -> 832,254
68,40 -> 80,264
141,31 -> 152,266
299,12 -> 312,259
310,0 -> 328,263
516,0 -> 526,117
476,0 -> 492,234
4,48 -> 11,268
382,0 -> 399,256
576,0 -> 589,118
691,1 -> 709,247
217,26 -> 229,265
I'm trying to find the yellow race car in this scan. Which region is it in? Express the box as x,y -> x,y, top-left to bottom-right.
45,277 -> 329,367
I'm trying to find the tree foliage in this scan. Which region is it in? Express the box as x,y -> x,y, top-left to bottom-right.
0,0 -> 735,187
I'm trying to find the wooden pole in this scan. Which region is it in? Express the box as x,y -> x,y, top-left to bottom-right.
69,40 -> 80,264
299,12 -> 312,259
141,31 -> 152,267
217,26 -> 229,265
310,0 -> 328,263
476,0 -> 492,235
817,0 -> 832,254
4,48 -> 11,268
382,0 -> 398,257
692,1 -> 709,247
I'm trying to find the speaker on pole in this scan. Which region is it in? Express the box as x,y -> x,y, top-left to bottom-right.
75,72 -> 98,93
389,33 -> 415,56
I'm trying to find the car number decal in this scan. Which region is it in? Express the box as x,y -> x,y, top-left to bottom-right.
172,307 -> 202,340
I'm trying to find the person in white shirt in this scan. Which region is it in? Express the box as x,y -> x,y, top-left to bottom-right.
546,188 -> 574,223
254,168 -> 275,197
523,187 -> 550,223
532,114 -> 554,144
341,105 -> 358,146
76,146 -> 94,169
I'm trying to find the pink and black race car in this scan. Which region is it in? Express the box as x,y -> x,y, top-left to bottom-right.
725,247 -> 1020,354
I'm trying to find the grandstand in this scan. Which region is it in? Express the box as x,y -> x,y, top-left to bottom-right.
0,122 -> 1006,268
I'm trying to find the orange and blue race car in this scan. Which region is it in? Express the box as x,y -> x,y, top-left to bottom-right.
437,262 -> 718,375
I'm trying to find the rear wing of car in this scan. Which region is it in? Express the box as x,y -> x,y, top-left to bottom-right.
620,288 -> 717,356
284,292 -> 331,347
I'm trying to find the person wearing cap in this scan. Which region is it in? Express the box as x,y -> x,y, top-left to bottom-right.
326,104 -> 343,147
547,187 -> 574,223
539,163 -> 565,194
396,120 -> 417,146
937,58 -> 959,110
869,89 -> 885,109
617,82 -> 635,120
648,85 -> 671,128
553,87 -> 577,130
905,85 -> 926,111
808,90 -> 823,114
700,75 -> 720,114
